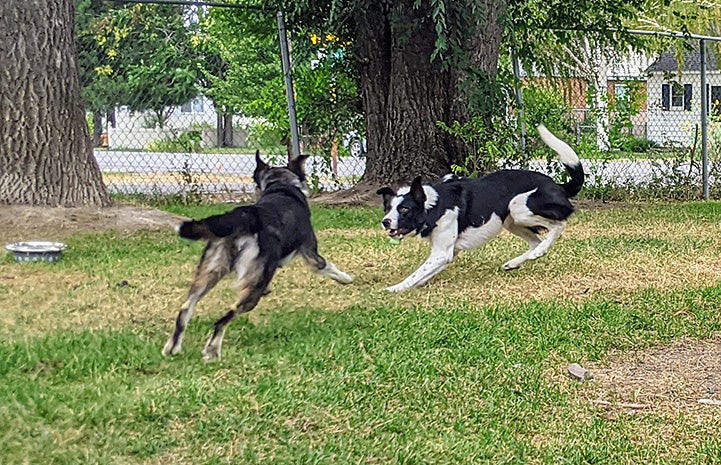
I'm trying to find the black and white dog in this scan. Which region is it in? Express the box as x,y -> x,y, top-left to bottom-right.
163,152 -> 353,361
377,125 -> 584,292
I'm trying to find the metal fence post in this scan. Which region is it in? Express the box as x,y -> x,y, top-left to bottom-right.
700,38 -> 709,200
277,10 -> 302,160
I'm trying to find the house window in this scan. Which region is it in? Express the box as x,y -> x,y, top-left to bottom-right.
181,97 -> 204,114
671,83 -> 684,108
661,82 -> 692,111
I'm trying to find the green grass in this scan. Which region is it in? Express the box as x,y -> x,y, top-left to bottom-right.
2,202 -> 721,464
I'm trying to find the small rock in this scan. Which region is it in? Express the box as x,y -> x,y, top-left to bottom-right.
567,363 -> 593,381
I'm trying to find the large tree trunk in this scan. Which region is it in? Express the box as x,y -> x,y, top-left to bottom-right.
354,0 -> 506,186
0,0 -> 112,206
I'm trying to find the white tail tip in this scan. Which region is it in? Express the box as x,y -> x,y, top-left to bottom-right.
537,124 -> 579,167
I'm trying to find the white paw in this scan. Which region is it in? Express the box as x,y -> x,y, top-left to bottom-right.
385,284 -> 407,293
337,272 -> 353,284
503,261 -> 520,271
202,342 -> 221,362
528,249 -> 547,260
162,338 -> 181,356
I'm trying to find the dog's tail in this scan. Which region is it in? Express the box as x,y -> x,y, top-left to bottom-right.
537,124 -> 585,198
177,206 -> 261,241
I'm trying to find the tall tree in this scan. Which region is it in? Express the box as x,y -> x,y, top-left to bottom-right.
280,0 -> 645,186
88,4 -> 200,128
195,6 -> 282,147
0,0 -> 111,206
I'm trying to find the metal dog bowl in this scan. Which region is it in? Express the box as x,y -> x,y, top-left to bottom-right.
5,241 -> 67,263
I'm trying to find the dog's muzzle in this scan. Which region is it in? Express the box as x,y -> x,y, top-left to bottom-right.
381,219 -> 411,239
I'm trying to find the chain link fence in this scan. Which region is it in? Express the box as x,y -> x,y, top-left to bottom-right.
516,32 -> 721,200
78,1 -> 721,201
78,1 -> 365,202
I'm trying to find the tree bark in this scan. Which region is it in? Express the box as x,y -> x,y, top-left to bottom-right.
223,113 -> 233,147
92,111 -> 103,147
0,0 -> 112,206
353,0 -> 506,186
216,110 -> 223,148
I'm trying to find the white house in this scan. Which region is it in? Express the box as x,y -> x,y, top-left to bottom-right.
645,45 -> 721,147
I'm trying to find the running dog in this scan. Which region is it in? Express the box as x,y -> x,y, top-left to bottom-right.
162,152 -> 353,361
377,125 -> 584,292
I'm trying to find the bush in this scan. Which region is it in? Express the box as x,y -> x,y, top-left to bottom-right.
147,131 -> 202,153
625,137 -> 658,153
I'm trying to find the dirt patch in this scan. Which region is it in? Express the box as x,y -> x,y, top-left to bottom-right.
581,337 -> 721,416
0,204 -> 188,243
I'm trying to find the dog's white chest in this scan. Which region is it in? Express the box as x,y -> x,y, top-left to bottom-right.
455,213 -> 503,250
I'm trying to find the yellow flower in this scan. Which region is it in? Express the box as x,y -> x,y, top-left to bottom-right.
94,65 -> 113,76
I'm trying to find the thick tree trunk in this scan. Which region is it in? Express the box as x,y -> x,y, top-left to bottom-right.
354,0 -> 506,186
0,0 -> 112,206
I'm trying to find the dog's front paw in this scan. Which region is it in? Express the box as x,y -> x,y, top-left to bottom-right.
337,272 -> 353,284
162,337 -> 181,356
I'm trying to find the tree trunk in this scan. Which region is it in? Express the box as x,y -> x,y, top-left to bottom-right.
0,0 -> 111,206
354,0 -> 506,186
216,109 -> 223,148
92,110 -> 103,148
223,113 -> 233,147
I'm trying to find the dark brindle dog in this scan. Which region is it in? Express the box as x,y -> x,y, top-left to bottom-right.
162,152 -> 353,361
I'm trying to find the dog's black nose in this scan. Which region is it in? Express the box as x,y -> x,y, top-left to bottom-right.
382,219 -> 391,229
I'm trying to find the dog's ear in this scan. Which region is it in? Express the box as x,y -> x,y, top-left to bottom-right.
288,154 -> 309,177
376,186 -> 396,206
376,187 -> 395,198
253,150 -> 270,187
410,176 -> 426,205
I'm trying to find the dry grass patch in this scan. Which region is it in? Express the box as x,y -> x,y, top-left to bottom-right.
582,337 -> 721,416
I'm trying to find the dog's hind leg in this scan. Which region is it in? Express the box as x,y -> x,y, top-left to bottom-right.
300,245 -> 353,284
527,221 -> 566,260
202,269 -> 273,362
162,242 -> 231,356
503,225 -> 542,270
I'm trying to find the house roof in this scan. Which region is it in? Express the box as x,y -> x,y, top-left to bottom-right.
646,46 -> 720,73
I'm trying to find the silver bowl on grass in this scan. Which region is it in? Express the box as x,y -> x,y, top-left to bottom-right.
5,241 -> 68,263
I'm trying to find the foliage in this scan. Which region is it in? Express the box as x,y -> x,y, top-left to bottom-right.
626,137 -> 659,153
438,117 -> 521,177
78,3 -> 199,127
193,5 -> 281,117
521,84 -> 576,142
146,130 -> 203,153
506,0 -> 646,80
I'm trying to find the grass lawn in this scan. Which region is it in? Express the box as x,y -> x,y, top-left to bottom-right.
2,202 -> 721,464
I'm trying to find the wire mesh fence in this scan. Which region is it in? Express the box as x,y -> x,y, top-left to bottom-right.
517,33 -> 721,200
78,1 -> 365,202
77,1 -> 721,201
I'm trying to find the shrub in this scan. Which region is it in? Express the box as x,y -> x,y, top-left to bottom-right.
147,131 -> 202,153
